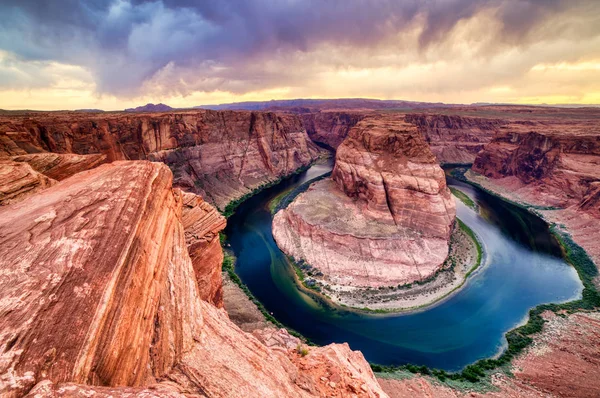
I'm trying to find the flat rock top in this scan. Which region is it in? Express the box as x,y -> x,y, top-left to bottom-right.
286,178 -> 419,239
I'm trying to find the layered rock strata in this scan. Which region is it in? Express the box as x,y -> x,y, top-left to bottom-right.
405,114 -> 503,165
469,120 -> 600,267
0,153 -> 108,206
273,116 -> 456,291
0,160 -> 387,397
10,153 -> 108,181
0,110 -> 321,210
300,111 -> 365,149
180,191 -> 227,307
0,160 -> 56,205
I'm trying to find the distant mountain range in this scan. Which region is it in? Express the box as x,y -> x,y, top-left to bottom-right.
195,98 -> 455,111
1,99 -> 598,115
124,103 -> 174,112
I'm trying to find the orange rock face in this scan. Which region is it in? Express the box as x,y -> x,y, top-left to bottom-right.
405,114 -> 502,165
470,119 -> 600,266
0,159 -> 56,205
0,110 -> 321,209
0,160 -> 387,398
472,122 -> 600,208
333,116 -> 455,237
273,115 -> 456,290
301,111 -> 365,149
180,190 -> 227,307
10,153 -> 108,181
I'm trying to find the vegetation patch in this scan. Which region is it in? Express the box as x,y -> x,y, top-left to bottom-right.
221,241 -> 314,344
267,187 -> 294,214
272,171 -> 332,214
450,187 -> 477,210
373,175 -> 599,387
220,163 -> 313,218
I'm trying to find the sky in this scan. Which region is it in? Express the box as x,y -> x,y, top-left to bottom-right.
1,0 -> 599,111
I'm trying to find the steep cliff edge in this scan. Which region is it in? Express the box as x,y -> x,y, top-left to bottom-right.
0,110 -> 321,210
405,114 -> 503,165
469,120 -> 600,267
300,111 -> 365,149
0,161 -> 387,397
273,116 -> 456,301
180,191 -> 227,307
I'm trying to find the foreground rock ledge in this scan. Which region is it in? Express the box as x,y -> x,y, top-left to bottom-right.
273,115 -> 456,293
0,160 -> 387,398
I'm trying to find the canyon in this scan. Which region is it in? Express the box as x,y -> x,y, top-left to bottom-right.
0,104 -> 599,397
468,116 -> 600,269
272,115 -> 457,304
0,110 -> 322,210
0,159 -> 387,397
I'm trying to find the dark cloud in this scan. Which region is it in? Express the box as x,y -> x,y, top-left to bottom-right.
0,0 -> 598,96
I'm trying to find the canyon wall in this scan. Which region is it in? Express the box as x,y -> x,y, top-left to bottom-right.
273,115 -> 456,292
0,160 -> 387,397
300,111 -> 365,149
405,114 -> 502,165
298,112 -> 500,165
0,110 -> 321,210
469,119 -> 600,267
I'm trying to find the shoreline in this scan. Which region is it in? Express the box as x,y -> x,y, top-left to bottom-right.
282,217 -> 484,315
221,163 -> 599,387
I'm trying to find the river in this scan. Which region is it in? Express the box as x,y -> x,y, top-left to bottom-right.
224,161 -> 582,371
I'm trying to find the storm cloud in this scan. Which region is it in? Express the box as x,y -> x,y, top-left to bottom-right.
1,0 -> 599,101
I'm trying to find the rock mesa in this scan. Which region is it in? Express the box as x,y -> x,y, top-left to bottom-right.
273,115 -> 456,290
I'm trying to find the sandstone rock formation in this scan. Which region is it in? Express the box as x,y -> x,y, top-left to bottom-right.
301,111 -> 365,149
469,119 -> 600,266
472,122 -> 600,209
0,160 -> 56,205
10,153 -> 107,181
180,190 -> 227,307
0,160 -> 387,398
273,115 -> 456,292
0,110 -> 322,210
405,114 -> 503,165
0,153 -> 107,206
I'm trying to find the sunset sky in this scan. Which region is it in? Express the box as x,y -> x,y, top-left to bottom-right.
1,0 -> 600,110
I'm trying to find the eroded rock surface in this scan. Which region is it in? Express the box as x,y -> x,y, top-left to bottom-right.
301,111 -> 365,149
273,116 -> 456,292
405,114 -> 502,165
180,191 -> 227,307
0,160 -> 387,398
469,119 -> 600,267
10,153 -> 108,181
0,110 -> 321,210
0,160 -> 56,205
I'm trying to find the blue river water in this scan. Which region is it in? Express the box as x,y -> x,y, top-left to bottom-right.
224,162 -> 582,371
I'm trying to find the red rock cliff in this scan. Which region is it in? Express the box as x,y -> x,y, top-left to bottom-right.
273,115 -> 456,292
300,111 -> 365,150
405,114 -> 503,165
333,116 -> 456,238
0,161 -> 388,398
0,110 -> 321,210
472,121 -> 600,209
469,119 -> 600,268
